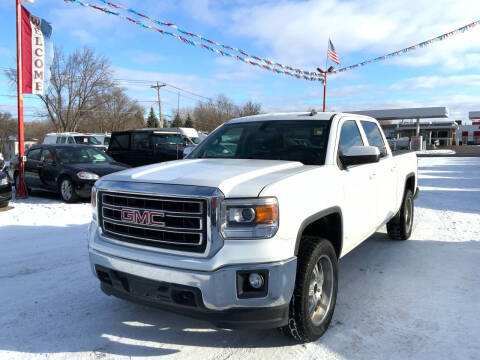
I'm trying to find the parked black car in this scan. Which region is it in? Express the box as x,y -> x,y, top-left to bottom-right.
13,145 -> 129,202
107,129 -> 188,167
0,159 -> 11,207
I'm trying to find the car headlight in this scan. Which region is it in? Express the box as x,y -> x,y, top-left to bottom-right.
77,171 -> 100,180
220,197 -> 279,239
91,186 -> 98,223
0,177 -> 8,186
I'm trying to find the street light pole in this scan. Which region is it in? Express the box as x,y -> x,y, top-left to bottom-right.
151,82 -> 166,127
15,0 -> 27,198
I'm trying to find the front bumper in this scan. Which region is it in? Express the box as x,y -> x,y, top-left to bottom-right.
89,248 -> 297,329
74,180 -> 95,198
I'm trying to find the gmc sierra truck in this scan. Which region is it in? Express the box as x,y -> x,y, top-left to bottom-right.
88,112 -> 418,342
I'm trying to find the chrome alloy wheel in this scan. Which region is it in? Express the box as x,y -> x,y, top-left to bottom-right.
309,255 -> 334,326
61,180 -> 73,201
404,195 -> 413,234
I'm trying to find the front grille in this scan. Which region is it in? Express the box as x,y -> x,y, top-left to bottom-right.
99,191 -> 208,253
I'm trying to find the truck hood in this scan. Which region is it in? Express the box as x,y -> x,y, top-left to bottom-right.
101,158 -> 313,197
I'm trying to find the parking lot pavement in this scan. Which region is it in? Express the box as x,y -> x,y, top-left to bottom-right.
0,157 -> 479,360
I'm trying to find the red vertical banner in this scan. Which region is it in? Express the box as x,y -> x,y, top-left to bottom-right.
21,6 -> 33,94
20,6 -> 53,95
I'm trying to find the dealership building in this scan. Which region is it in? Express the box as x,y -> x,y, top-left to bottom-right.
457,111 -> 480,145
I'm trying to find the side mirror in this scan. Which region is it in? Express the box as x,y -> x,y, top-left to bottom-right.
340,146 -> 380,167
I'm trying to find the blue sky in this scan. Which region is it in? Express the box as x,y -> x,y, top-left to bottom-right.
1,0 -> 479,123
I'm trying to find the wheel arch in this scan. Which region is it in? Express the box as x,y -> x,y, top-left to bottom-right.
295,207 -> 343,258
405,172 -> 416,196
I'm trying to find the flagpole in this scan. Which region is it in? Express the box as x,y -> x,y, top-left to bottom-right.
16,0 -> 27,198
323,40 -> 329,112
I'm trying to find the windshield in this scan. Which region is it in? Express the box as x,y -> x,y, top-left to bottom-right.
188,120 -> 331,165
56,147 -> 113,164
74,136 -> 101,145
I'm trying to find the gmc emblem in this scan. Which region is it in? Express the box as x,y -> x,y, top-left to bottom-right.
121,208 -> 165,227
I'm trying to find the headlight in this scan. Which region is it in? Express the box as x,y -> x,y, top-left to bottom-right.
220,197 -> 279,239
77,171 -> 99,180
0,177 -> 8,186
91,186 -> 98,223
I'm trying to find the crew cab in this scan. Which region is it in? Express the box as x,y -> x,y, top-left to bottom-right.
88,112 -> 418,342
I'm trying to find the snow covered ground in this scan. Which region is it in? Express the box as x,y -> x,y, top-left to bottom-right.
0,157 -> 479,360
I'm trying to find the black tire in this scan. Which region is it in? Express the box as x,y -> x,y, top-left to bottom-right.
0,201 -> 8,208
281,236 -> 338,342
387,188 -> 414,240
59,177 -> 79,203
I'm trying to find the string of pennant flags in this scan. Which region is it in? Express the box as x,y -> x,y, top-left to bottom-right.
64,0 -> 480,80
64,0 -> 324,82
96,0 -> 324,79
332,19 -> 480,74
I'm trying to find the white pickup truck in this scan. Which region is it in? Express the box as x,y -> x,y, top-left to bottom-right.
88,112 -> 418,342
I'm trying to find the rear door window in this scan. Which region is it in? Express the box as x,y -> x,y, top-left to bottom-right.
338,120 -> 364,155
67,137 -> 75,144
109,134 -> 130,150
361,121 -> 387,157
132,133 -> 152,150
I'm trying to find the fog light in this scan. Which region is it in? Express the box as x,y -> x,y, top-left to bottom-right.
248,273 -> 264,289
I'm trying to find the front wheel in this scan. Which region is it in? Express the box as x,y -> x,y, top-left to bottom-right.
59,177 -> 79,203
280,236 -> 338,342
387,189 -> 414,240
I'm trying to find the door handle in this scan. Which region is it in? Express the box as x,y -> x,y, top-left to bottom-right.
369,173 -> 376,180
390,166 -> 397,172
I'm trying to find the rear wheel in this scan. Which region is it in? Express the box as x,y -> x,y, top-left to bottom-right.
280,236 -> 338,342
59,177 -> 78,203
0,201 -> 8,208
387,188 -> 414,240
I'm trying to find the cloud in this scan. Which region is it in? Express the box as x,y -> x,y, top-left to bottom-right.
129,52 -> 166,66
224,0 -> 480,70
71,29 -> 97,44
390,75 -> 480,90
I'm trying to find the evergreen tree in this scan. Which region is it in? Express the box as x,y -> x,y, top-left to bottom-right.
184,113 -> 194,128
171,112 -> 184,128
146,107 -> 159,128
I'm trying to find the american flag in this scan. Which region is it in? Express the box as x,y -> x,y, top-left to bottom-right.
328,39 -> 340,65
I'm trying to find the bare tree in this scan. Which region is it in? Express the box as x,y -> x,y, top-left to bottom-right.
0,112 -> 17,140
237,101 -> 262,118
193,94 -> 262,132
39,47 -> 112,132
79,87 -> 145,132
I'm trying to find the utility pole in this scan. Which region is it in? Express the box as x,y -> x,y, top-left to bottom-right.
151,82 -> 166,127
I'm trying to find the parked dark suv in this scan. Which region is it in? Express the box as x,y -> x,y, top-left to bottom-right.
13,144 -> 129,202
107,129 -> 189,167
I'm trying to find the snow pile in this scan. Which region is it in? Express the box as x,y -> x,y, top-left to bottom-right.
416,149 -> 456,155
0,157 -> 479,359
